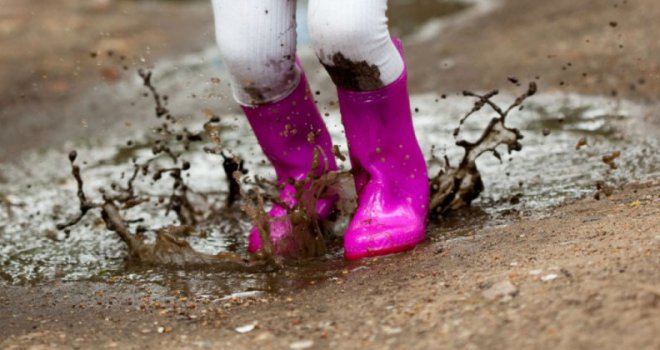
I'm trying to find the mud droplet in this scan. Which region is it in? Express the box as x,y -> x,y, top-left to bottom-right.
333,145 -> 346,162
68,150 -> 78,163
244,86 -> 267,105
602,151 -> 621,169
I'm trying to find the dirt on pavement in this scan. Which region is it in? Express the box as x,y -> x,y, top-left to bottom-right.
0,0 -> 214,163
408,0 -> 660,104
1,183 -> 658,349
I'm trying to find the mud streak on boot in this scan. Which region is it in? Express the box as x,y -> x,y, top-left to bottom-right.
322,52 -> 384,92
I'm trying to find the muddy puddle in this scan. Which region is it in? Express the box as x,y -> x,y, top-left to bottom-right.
0,0 -> 658,302
1,73 -> 657,288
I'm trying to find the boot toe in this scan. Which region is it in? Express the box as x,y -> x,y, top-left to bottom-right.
248,195 -> 338,255
343,215 -> 425,260
247,211 -> 294,254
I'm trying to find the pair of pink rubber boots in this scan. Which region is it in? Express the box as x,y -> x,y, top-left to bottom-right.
241,39 -> 428,260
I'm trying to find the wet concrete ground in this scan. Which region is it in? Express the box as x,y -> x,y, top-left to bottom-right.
1,184 -> 658,349
1,0 -> 659,349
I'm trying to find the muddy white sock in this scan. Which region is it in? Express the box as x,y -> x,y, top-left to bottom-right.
211,0 -> 299,106
308,0 -> 404,91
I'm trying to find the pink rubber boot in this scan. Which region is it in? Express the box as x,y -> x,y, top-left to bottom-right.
337,39 -> 429,260
242,67 -> 337,255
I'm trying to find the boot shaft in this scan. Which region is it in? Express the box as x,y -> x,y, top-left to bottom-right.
336,39 -> 429,211
241,68 -> 337,182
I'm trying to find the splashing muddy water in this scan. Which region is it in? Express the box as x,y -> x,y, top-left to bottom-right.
0,70 -> 657,291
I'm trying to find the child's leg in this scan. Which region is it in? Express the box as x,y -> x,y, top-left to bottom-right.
212,0 -> 338,256
211,0 -> 298,106
308,0 -> 429,260
307,0 -> 404,91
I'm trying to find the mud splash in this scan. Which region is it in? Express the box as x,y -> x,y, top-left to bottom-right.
429,82 -> 537,217
50,70 -> 287,272
59,151 -> 271,272
321,52 -> 384,92
236,149 -> 346,260
50,69 -> 348,275
50,75 -> 535,267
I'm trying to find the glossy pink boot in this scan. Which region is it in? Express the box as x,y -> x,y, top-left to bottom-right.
337,39 -> 429,260
242,67 -> 337,255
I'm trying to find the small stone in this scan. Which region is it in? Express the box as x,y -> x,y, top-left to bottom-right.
235,321 -> 257,333
482,280 -> 518,301
157,326 -> 172,334
290,340 -> 314,349
541,273 -> 559,282
382,326 -> 402,335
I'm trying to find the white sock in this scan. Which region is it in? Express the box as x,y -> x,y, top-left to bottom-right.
211,0 -> 299,106
211,0 -> 403,105
308,0 -> 404,90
